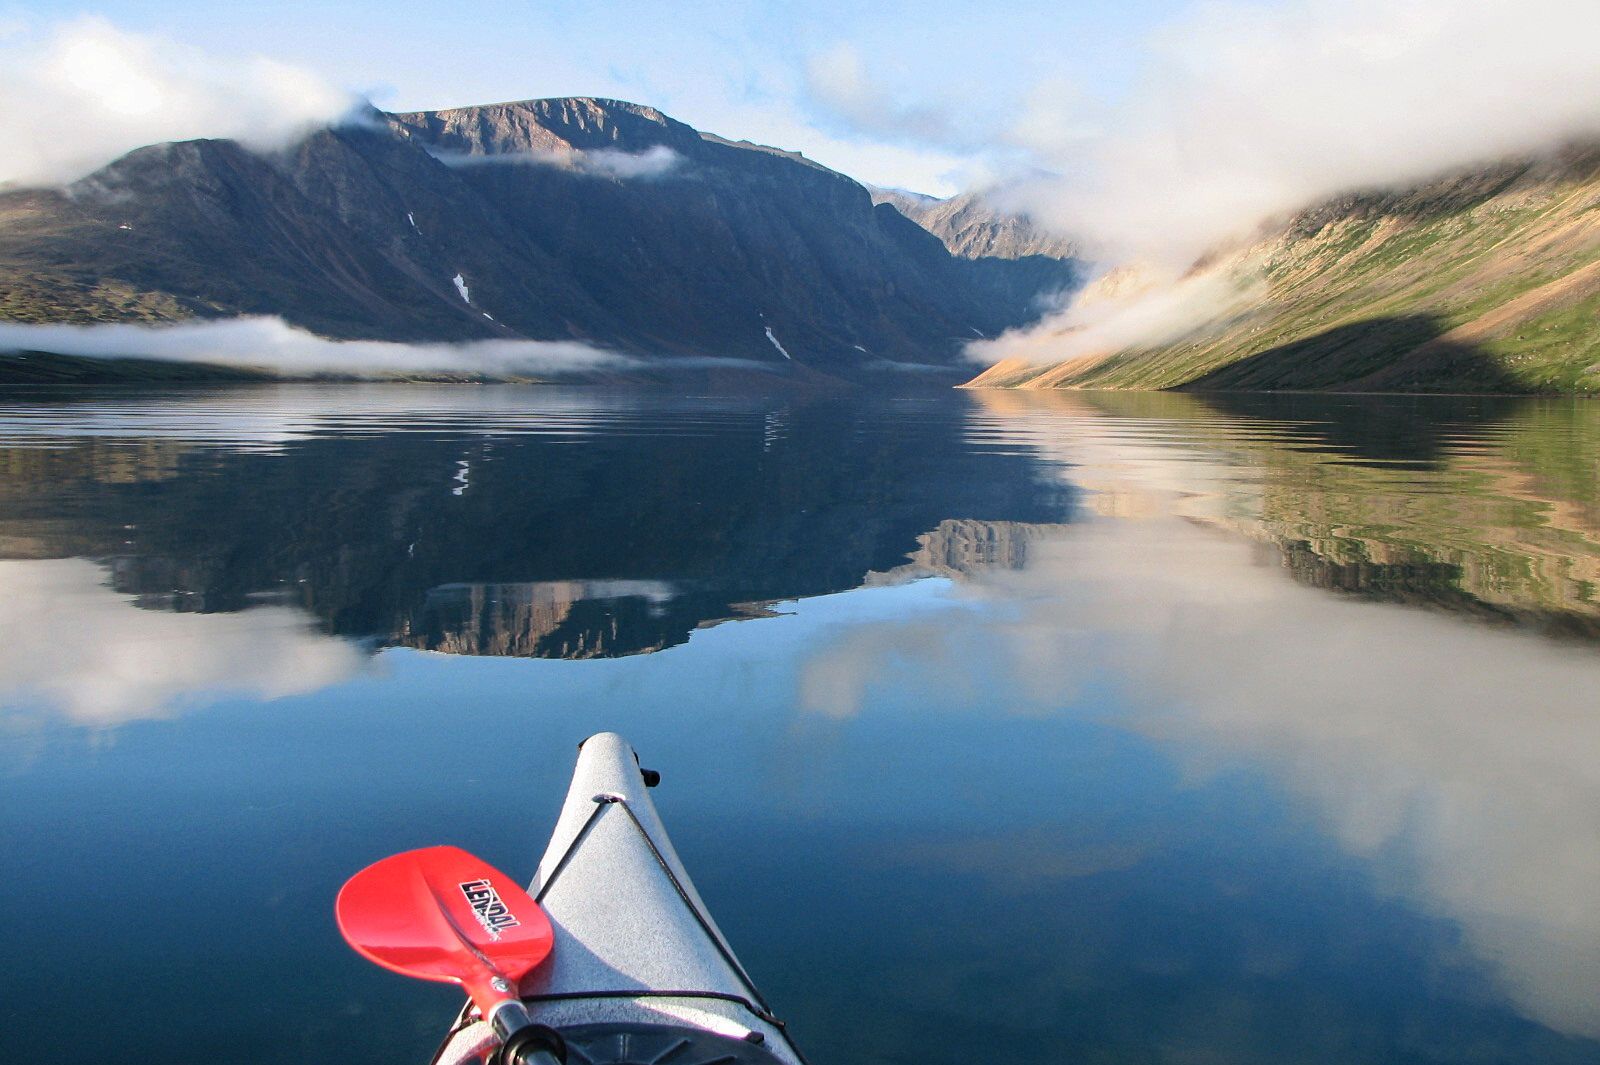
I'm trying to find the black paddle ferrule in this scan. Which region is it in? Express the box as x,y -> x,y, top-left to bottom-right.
496,1023 -> 567,1065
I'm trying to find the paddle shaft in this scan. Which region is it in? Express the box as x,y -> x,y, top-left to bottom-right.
489,1000 -> 566,1065
437,891 -> 566,1062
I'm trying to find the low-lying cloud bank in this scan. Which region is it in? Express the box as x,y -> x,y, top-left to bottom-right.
0,317 -> 639,377
969,265 -> 1268,367
435,144 -> 684,180
0,16 -> 357,187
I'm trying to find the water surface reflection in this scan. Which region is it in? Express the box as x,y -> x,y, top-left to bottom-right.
1,385 -> 1598,1065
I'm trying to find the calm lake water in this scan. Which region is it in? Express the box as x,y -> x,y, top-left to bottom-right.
3,384 -> 1599,1065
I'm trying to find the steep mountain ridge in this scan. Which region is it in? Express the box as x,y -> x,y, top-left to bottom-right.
971,145 -> 1600,393
0,97 -> 1078,374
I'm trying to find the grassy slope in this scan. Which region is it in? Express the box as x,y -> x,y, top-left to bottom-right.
0,192 -> 194,324
972,151 -> 1600,393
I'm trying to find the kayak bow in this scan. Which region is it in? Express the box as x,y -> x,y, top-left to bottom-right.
431,732 -> 807,1065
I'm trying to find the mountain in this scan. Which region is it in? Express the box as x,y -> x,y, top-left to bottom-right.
0,97 -> 1078,375
970,145 -> 1600,393
870,187 -> 1077,260
870,187 -> 1080,334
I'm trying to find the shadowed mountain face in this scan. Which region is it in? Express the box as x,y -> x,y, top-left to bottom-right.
0,97 -> 1076,374
0,387 -> 1074,658
1174,315 -> 1523,393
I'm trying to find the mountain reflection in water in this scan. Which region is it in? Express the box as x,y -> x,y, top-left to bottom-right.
2,384 -> 1599,1065
0,387 -> 1069,673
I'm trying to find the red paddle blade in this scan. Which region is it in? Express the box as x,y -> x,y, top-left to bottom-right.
335,846 -> 553,1006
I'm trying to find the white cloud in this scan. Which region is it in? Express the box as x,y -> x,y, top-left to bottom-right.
582,145 -> 683,179
969,262 -> 1267,366
803,42 -> 970,148
1000,77 -> 1097,162
0,16 -> 356,186
1011,0 -> 1600,265
435,143 -> 684,180
966,0 -> 1600,366
0,559 -> 364,727
712,100 -> 975,195
0,316 -> 638,377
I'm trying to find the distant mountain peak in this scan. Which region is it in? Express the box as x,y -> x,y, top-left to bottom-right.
871,186 -> 1077,261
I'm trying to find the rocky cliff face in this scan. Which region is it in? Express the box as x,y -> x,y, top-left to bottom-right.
0,97 -> 1078,374
970,145 -> 1600,393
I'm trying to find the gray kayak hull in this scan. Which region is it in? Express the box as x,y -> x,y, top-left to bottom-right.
434,733 -> 806,1065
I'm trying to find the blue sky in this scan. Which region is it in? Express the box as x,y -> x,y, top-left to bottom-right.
8,0 -> 1188,193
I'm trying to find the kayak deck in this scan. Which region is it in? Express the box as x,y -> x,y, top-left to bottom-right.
432,733 -> 806,1065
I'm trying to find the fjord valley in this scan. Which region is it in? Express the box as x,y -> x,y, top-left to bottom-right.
6,5 -> 1600,1065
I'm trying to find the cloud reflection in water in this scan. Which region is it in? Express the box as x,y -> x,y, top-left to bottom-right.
797,452 -> 1600,1040
0,559 -> 365,728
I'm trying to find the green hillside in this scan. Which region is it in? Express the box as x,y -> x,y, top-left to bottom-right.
970,147 -> 1600,393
